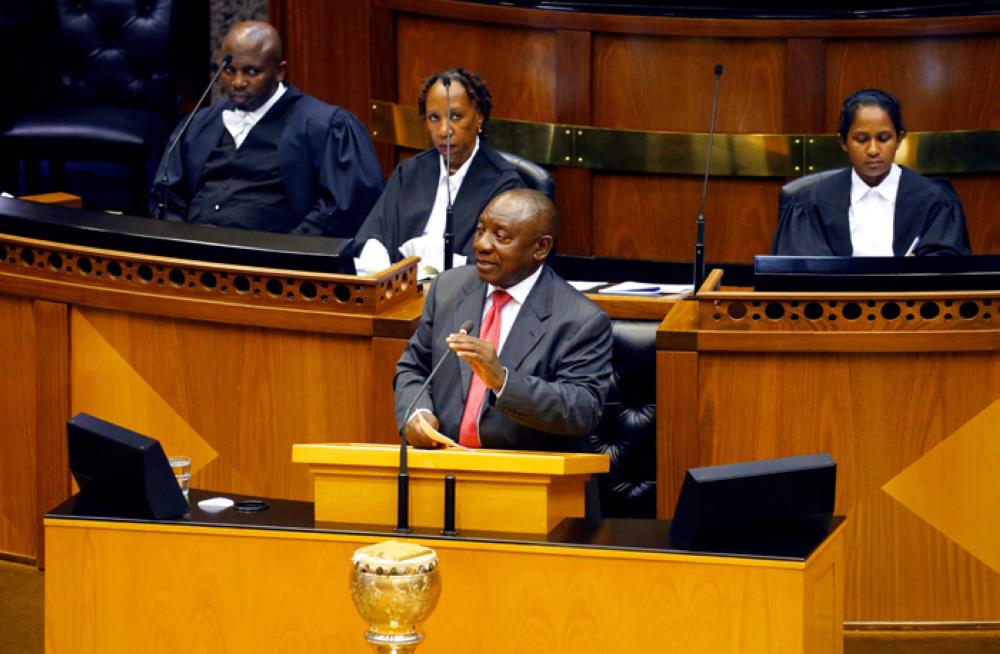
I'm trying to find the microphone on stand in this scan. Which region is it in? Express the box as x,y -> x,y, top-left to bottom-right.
441,75 -> 455,271
396,319 -> 475,533
690,63 -> 723,298
155,54 -> 233,221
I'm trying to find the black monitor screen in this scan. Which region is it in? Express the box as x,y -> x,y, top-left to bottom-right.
669,453 -> 836,555
67,413 -> 189,519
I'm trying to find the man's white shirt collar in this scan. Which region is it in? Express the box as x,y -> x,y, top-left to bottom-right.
486,263 -> 544,308
222,82 -> 287,149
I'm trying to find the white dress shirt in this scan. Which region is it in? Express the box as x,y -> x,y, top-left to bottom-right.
848,163 -> 901,256
485,264 -> 544,398
221,83 -> 287,149
356,137 -> 480,274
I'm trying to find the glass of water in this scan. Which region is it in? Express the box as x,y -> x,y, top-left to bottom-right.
168,456 -> 192,500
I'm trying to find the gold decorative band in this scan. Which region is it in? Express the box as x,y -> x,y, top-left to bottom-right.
370,100 -> 999,177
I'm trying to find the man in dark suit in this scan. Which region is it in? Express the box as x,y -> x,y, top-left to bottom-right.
149,21 -> 383,236
395,188 -> 613,452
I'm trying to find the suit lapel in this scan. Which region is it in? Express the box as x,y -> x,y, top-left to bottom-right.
455,274 -> 487,401
499,267 -> 552,372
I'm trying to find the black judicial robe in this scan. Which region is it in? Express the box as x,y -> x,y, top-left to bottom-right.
770,167 -> 971,257
149,84 -> 383,236
353,143 -> 525,262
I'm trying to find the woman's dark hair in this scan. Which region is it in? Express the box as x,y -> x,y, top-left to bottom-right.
417,67 -> 493,136
837,88 -> 905,142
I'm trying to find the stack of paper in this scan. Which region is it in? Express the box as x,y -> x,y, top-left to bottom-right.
597,281 -> 693,296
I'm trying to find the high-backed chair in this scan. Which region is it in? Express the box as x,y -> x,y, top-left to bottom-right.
777,168 -> 844,215
0,0 -> 177,213
497,150 -> 555,201
589,319 -> 658,518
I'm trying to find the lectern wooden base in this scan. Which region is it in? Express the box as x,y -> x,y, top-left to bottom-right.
292,443 -> 610,534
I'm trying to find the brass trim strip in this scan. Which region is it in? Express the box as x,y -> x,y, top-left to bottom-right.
370,100 -> 999,177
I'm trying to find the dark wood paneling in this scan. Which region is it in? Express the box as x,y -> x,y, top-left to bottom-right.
590,35 -> 785,261
592,175 -> 779,262
395,15 -> 557,122
556,29 -> 593,254
593,35 -> 786,132
953,176 -> 1000,254
785,38 -> 828,133
274,0 -> 371,123
370,4 -> 399,175
825,36 -> 1000,132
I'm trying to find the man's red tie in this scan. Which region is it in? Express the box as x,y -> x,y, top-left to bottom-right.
458,290 -> 512,448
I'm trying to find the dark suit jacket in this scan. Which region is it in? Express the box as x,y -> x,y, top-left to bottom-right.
353,143 -> 524,261
395,265 -> 613,452
771,166 -> 970,256
149,84 -> 384,236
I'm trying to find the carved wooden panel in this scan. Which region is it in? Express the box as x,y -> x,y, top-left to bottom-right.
0,236 -> 418,316
703,294 -> 998,332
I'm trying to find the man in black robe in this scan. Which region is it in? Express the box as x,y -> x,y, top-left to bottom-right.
149,21 -> 383,236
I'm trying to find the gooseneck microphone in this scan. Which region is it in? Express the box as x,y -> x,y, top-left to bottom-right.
690,63 -> 723,298
396,319 -> 475,533
155,54 -> 233,221
441,75 -> 456,272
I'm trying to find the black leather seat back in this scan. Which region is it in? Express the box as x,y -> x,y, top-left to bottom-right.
778,167 -> 844,215
496,150 -> 555,201
55,0 -> 176,111
589,319 -> 657,518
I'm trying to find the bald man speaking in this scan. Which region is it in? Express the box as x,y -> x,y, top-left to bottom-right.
396,188 -> 613,452
150,21 -> 383,236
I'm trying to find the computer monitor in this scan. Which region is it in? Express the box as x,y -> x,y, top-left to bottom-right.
669,453 -> 836,554
67,413 -> 189,519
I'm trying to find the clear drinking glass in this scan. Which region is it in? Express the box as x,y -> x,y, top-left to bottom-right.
168,455 -> 192,500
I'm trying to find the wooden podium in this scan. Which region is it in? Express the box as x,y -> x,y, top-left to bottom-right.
293,443 -> 609,533
657,268 -> 1000,626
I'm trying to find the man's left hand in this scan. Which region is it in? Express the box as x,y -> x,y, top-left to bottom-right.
446,333 -> 506,390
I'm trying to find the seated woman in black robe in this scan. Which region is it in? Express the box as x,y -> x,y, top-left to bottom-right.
354,68 -> 524,273
771,88 -> 970,257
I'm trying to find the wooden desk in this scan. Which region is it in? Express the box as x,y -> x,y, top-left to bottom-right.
657,269 -> 1000,624
0,223 -> 422,564
44,491 -> 845,654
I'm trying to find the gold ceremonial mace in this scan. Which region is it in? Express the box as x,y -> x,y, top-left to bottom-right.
349,540 -> 442,653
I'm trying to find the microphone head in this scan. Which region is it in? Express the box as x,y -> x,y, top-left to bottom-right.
441,75 -> 452,88
714,63 -> 724,76
220,54 -> 233,66
458,320 -> 474,334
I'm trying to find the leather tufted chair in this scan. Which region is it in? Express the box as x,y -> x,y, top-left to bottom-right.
0,0 -> 177,212
589,319 -> 658,518
496,150 -> 555,201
